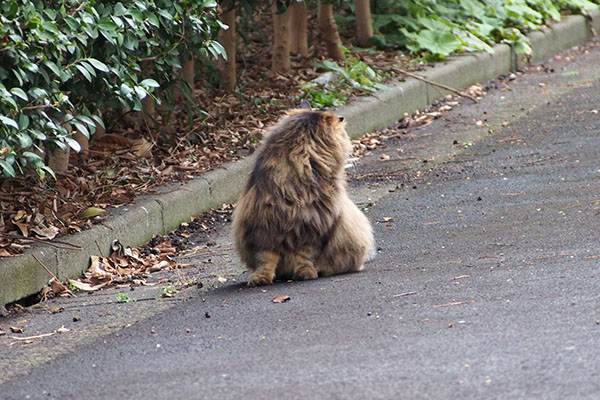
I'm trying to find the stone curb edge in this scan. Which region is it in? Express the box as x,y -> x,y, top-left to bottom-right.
2,11 -> 599,311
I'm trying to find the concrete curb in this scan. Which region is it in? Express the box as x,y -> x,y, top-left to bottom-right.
2,11 -> 599,311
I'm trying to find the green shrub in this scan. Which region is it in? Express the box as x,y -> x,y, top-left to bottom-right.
0,0 -> 224,178
370,0 -> 599,59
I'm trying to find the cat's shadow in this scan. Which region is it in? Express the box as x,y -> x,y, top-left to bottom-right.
206,270 -> 361,297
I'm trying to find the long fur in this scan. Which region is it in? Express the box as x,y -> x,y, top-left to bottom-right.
232,107 -> 374,286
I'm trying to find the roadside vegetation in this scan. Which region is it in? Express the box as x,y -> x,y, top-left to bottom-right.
0,0 -> 599,256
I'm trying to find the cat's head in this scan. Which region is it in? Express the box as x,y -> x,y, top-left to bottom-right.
289,101 -> 351,155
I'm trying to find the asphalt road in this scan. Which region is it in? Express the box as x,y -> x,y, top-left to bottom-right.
1,42 -> 599,399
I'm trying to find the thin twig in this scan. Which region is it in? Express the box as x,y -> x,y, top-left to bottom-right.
433,300 -> 475,308
451,275 -> 471,281
95,240 -> 104,257
393,68 -> 479,103
32,254 -> 76,297
22,236 -> 82,251
9,332 -> 57,342
32,254 -> 59,281
393,291 -> 418,298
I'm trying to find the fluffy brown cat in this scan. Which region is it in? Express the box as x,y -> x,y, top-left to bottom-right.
232,103 -> 374,287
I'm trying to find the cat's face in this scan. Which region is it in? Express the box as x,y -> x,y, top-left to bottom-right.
322,111 -> 352,157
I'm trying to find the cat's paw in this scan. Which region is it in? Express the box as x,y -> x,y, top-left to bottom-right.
293,266 -> 318,281
247,272 -> 274,287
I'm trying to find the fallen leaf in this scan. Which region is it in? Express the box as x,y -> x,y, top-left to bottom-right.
132,138 -> 154,158
80,207 -> 107,219
0,249 -> 14,257
10,326 -> 24,334
272,295 -> 291,303
13,221 -> 28,237
217,276 -> 227,284
57,326 -> 71,334
68,279 -> 108,292
0,329 -> 6,336
49,277 -> 68,295
31,225 -> 59,240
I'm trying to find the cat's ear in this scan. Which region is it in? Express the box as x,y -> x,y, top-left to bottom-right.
299,100 -> 312,111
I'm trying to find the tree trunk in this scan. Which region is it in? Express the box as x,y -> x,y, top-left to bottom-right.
271,3 -> 292,73
141,95 -> 155,128
217,7 -> 236,91
74,131 -> 89,162
48,119 -> 71,173
318,2 -> 344,61
355,0 -> 373,47
290,1 -> 308,56
47,147 -> 70,174
183,52 -> 194,89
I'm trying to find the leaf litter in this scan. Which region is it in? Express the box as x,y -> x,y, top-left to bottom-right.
38,205 -> 234,301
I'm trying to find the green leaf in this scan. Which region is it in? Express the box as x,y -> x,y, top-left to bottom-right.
10,88 -> 28,101
19,114 -> 30,130
40,165 -> 57,180
0,160 -> 16,178
130,9 -> 144,22
415,30 -> 462,56
75,64 -> 93,82
76,115 -> 97,129
23,152 -> 43,162
64,136 -> 82,152
0,115 -> 19,130
91,115 -> 105,129
157,9 -> 172,19
23,61 -> 39,73
120,83 -> 134,96
42,21 -> 60,36
147,12 -> 159,27
44,60 -> 62,76
16,132 -> 33,148
207,41 -> 226,59
72,121 -> 90,139
87,58 -> 109,73
98,19 -> 118,31
140,78 -> 160,88
134,85 -> 148,99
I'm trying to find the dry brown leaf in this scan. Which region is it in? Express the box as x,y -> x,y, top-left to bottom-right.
49,277 -> 68,295
31,225 -> 59,240
272,295 -> 291,303
13,221 -> 28,237
0,249 -> 14,257
132,138 -> 153,158
10,326 -> 24,333
68,279 -> 108,292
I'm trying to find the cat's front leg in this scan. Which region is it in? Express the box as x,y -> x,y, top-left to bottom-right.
292,247 -> 318,281
247,250 -> 280,287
